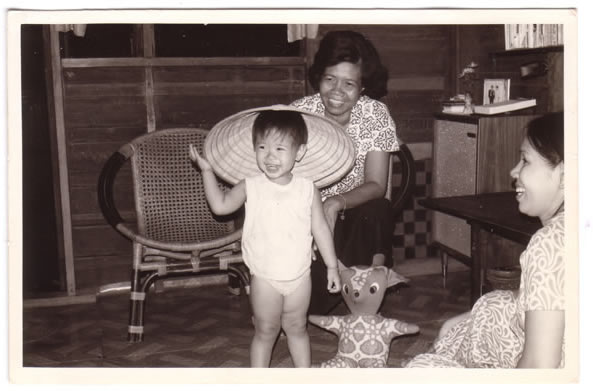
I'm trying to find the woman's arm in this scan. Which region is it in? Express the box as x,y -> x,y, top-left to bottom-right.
517,213 -> 565,368
323,150 -> 390,228
517,310 -> 565,368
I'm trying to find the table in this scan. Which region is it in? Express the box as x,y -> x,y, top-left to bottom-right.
419,192 -> 542,304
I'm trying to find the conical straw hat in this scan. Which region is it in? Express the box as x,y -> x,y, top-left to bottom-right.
204,104 -> 355,188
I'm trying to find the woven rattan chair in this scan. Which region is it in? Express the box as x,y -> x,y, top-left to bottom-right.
98,128 -> 250,343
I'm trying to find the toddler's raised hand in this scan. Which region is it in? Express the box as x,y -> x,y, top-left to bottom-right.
189,144 -> 212,172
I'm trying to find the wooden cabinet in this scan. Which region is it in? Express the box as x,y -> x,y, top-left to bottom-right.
431,113 -> 540,264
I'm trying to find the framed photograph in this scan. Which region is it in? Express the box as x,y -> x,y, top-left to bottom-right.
483,78 -> 511,105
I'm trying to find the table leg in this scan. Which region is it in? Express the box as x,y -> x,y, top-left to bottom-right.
440,250 -> 449,288
469,223 -> 482,304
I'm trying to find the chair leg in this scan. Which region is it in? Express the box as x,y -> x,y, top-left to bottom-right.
128,245 -> 144,342
128,245 -> 161,343
128,266 -> 145,343
227,273 -> 241,296
128,270 -> 160,343
128,292 -> 145,343
441,250 -> 449,288
228,263 -> 251,296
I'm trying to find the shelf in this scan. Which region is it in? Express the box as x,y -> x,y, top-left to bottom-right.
434,111 -> 539,124
490,45 -> 563,58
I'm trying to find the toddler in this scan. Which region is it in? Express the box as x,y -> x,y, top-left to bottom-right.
189,110 -> 341,367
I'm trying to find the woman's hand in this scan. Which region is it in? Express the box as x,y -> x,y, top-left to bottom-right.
322,196 -> 344,235
189,144 -> 212,172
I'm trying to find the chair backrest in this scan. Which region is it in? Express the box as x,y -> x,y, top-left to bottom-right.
129,128 -> 235,244
385,153 -> 393,201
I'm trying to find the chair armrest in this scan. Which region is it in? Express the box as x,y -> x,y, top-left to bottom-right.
97,149 -> 129,229
391,144 -> 416,212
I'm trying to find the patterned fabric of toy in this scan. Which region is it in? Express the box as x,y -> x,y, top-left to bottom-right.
309,265 -> 419,368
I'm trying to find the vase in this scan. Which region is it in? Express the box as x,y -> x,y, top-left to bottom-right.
463,92 -> 474,114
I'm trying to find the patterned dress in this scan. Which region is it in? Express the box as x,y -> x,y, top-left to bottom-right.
291,93 -> 401,314
405,211 -> 565,368
291,93 -> 400,198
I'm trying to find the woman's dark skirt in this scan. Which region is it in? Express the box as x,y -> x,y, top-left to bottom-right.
309,198 -> 395,315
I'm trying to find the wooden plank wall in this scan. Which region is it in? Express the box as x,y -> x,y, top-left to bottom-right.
454,25 -> 506,106
54,25 -> 461,295
53,25 -> 519,296
152,62 -> 306,129
61,59 -> 306,294
62,65 -> 147,292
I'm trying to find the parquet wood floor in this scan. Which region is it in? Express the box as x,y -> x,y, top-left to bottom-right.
22,270 -> 470,368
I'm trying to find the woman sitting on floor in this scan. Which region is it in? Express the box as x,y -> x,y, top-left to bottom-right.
406,112 -> 565,368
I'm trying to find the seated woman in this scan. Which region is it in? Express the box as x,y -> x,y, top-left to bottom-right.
405,112 -> 565,368
291,30 -> 403,314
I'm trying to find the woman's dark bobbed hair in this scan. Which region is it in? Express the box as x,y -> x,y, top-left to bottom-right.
526,111 -> 564,167
308,30 -> 389,100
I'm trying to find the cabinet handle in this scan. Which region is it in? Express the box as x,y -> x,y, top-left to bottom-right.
466,132 -> 476,138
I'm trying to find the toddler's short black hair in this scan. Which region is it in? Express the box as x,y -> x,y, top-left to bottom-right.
252,110 -> 308,147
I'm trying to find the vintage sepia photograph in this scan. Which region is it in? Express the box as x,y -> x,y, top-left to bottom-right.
6,6 -> 581,385
483,78 -> 511,104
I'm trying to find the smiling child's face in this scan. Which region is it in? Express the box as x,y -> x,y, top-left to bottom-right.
254,130 -> 306,185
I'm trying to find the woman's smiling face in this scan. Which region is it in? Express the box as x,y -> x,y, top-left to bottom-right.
510,137 -> 564,223
318,61 -> 363,126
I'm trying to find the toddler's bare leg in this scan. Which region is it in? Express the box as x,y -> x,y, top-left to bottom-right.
281,274 -> 312,368
249,275 -> 283,367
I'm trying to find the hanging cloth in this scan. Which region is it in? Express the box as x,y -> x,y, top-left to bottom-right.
54,24 -> 87,37
287,24 -> 319,42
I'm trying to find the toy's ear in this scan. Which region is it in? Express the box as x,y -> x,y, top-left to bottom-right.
375,265 -> 389,276
385,267 -> 410,288
373,266 -> 389,287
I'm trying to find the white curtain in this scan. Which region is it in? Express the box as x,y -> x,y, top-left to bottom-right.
287,24 -> 318,42
53,24 -> 87,37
